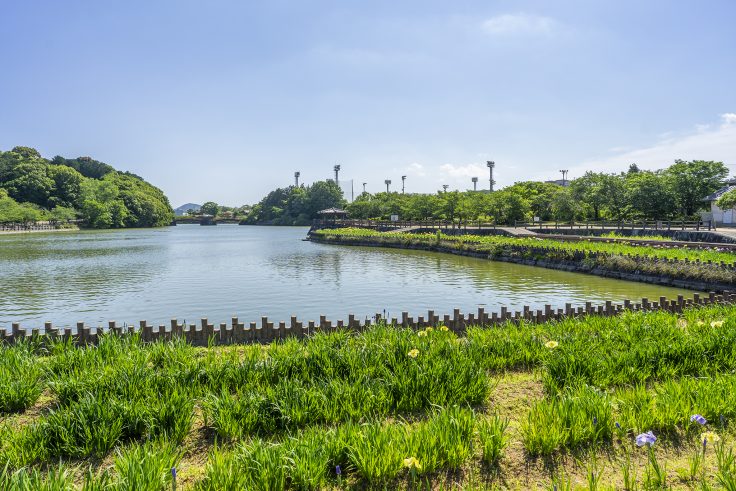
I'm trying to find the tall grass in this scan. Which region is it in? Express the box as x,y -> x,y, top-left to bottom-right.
198,406 -> 479,489
0,342 -> 43,413
5,304 -> 736,485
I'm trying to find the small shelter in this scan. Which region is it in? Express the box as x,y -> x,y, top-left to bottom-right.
317,208 -> 348,223
703,179 -> 736,225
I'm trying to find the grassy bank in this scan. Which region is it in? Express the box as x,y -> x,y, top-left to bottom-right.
3,305 -> 736,488
311,228 -> 736,287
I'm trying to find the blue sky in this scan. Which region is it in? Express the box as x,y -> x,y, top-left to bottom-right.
2,0 -> 735,206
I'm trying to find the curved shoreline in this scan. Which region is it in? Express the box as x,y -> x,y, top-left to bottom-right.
308,234 -> 733,293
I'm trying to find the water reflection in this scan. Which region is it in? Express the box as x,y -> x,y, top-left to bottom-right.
0,225 -> 695,329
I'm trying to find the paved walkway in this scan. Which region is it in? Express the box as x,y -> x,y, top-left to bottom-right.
497,227 -> 540,237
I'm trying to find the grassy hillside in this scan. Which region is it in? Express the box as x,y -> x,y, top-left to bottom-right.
0,146 -> 173,228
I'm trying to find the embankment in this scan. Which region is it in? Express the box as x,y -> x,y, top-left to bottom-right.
308,232 -> 736,293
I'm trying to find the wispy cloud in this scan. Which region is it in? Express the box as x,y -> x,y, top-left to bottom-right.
482,13 -> 558,36
439,163 -> 487,179
572,113 -> 736,177
405,162 -> 426,177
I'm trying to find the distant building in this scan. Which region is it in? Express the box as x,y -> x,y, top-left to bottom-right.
702,179 -> 736,225
545,179 -> 570,187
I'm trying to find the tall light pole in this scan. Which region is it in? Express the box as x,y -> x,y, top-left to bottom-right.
471,177 -> 478,191
401,175 -> 406,194
362,182 -> 367,193
487,161 -> 495,192
294,171 -> 300,187
559,169 -> 569,186
442,184 -> 449,192
385,179 -> 391,193
334,164 -> 341,184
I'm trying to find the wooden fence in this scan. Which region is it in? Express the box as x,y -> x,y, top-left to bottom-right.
3,292 -> 734,347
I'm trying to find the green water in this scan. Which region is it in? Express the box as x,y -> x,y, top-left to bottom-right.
0,225 -> 695,329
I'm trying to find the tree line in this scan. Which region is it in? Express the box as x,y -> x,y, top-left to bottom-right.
0,146 -> 174,227
198,181 -> 346,225
345,160 -> 728,223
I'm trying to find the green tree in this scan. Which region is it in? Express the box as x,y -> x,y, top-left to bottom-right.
625,171 -> 676,219
81,200 -> 112,228
4,161 -> 54,206
47,165 -> 84,208
665,160 -> 728,217
306,180 -> 345,216
716,189 -> 736,210
200,201 -> 219,216
550,189 -> 579,221
569,172 -> 608,220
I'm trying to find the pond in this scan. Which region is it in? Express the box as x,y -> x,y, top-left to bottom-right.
0,225 -> 695,329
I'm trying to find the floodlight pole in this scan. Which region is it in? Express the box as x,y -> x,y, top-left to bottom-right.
487,161 -> 495,192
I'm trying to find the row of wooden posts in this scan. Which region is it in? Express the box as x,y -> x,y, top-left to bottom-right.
3,292 -> 735,347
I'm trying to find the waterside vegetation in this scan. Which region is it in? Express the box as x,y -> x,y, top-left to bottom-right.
311,228 -> 736,287
3,305 -> 736,488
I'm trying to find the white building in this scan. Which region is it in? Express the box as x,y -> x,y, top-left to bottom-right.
703,179 -> 736,225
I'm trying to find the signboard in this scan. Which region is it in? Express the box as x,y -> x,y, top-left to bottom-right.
390,214 -> 399,222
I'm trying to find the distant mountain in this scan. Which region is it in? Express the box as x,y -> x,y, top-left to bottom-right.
174,203 -> 202,216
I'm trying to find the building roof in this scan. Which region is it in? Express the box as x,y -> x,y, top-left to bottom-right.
704,182 -> 736,202
317,208 -> 348,215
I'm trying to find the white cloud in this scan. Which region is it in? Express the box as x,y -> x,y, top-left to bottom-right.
721,113 -> 736,126
572,113 -> 736,177
482,13 -> 558,35
406,162 -> 426,177
439,163 -> 487,179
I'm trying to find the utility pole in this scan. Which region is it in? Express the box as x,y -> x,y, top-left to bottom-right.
442,184 -> 449,192
401,175 -> 406,194
385,179 -> 391,193
487,161 -> 496,192
362,182 -> 367,193
471,177 -> 478,191
559,169 -> 569,186
294,171 -> 300,187
334,164 -> 341,184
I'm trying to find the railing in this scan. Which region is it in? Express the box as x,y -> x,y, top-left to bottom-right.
0,220 -> 82,232
514,220 -> 716,231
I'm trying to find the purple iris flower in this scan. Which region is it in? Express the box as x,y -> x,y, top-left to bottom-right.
593,416 -> 598,426
615,422 -> 621,430
690,414 -> 707,425
171,467 -> 177,479
635,431 -> 657,447
335,465 -> 342,476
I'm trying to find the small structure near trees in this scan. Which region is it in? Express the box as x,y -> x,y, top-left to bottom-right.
317,207 -> 348,223
704,179 -> 736,225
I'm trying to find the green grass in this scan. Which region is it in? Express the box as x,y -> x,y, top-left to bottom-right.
6,305 -> 736,487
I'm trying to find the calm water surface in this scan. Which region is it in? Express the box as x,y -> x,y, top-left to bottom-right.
0,225 -> 694,328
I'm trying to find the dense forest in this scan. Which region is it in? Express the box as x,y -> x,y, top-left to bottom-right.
345,160 -> 728,223
240,180 -> 346,225
0,146 -> 174,227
